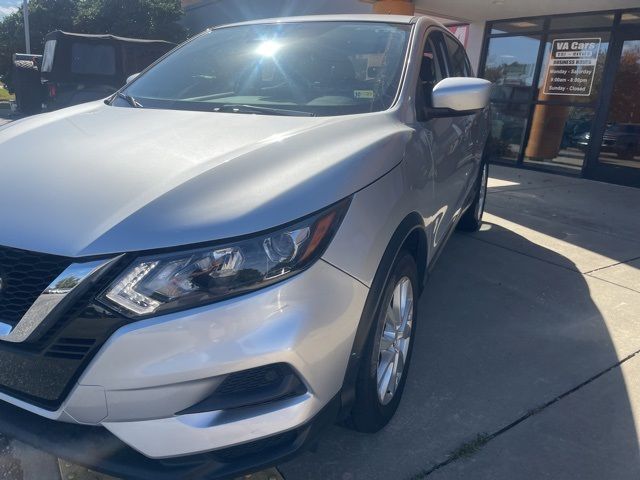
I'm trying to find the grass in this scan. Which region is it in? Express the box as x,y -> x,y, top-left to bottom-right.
0,84 -> 14,102
447,432 -> 491,461
410,432 -> 492,479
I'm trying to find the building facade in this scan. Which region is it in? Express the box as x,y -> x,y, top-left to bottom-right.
480,10 -> 640,187
181,0 -> 640,187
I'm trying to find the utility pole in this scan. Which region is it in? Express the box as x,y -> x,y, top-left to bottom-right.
22,0 -> 30,54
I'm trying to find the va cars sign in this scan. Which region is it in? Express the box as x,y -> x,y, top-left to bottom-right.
543,38 -> 601,96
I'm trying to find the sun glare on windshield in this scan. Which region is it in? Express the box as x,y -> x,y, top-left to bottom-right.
255,40 -> 282,57
121,22 -> 412,116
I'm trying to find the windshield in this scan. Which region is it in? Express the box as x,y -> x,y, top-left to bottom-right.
116,21 -> 412,116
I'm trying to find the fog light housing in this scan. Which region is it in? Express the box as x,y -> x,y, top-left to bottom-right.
178,363 -> 307,414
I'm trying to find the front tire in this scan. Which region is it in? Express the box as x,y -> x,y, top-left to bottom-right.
458,160 -> 488,232
347,251 -> 418,433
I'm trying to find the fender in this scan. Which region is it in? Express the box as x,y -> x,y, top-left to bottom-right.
340,212 -> 427,416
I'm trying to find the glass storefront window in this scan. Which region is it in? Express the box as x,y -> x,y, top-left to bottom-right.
596,39 -> 640,169
524,106 -> 594,172
482,9 -> 640,187
483,35 -> 541,102
549,13 -> 614,30
488,103 -> 530,163
537,33 -> 610,104
491,18 -> 544,35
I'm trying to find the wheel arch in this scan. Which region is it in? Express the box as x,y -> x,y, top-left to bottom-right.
339,212 -> 428,417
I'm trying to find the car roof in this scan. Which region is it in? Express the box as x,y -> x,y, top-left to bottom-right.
218,14 -> 422,29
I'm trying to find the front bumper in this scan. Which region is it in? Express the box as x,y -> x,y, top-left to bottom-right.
0,259 -> 368,463
0,389 -> 341,480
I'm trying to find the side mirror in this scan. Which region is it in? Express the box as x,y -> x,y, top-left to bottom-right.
126,73 -> 141,84
431,77 -> 492,113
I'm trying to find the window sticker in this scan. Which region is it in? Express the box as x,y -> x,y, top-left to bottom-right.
354,90 -> 375,99
542,38 -> 601,96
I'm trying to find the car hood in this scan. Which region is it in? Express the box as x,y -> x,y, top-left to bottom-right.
0,102 -> 410,257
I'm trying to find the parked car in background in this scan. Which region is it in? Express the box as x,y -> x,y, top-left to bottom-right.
601,123 -> 640,159
40,31 -> 175,110
571,123 -> 640,159
572,130 -> 591,151
0,15 -> 490,479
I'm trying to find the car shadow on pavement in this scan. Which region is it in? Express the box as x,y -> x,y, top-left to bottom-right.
280,219 -> 640,479
483,166 -> 640,273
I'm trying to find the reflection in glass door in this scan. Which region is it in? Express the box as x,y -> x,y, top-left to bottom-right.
523,33 -> 610,173
591,34 -> 640,183
483,35 -> 541,163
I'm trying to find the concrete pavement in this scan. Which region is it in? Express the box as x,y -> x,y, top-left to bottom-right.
428,353 -> 640,480
280,165 -> 640,479
0,165 -> 639,479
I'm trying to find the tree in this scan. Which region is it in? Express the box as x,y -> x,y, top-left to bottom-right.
0,0 -> 186,87
608,46 -> 640,124
0,10 -> 23,89
74,0 -> 186,43
52,275 -> 80,291
1,0 -> 79,88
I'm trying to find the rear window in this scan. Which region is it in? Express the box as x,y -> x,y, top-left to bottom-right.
71,43 -> 116,75
41,40 -> 56,73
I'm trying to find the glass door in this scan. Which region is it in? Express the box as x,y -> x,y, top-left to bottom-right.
587,29 -> 640,186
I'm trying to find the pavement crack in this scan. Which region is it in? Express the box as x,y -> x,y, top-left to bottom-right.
584,274 -> 640,295
447,433 -> 491,462
408,348 -> 640,479
583,256 -> 640,275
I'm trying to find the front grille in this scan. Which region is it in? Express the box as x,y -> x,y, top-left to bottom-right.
45,337 -> 96,360
0,246 -> 71,326
0,246 -> 131,410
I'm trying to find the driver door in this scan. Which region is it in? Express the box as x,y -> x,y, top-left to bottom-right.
415,31 -> 476,247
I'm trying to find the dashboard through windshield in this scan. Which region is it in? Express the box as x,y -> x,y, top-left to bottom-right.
115,21 -> 412,116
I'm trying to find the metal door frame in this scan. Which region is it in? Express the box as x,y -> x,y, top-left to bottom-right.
584,25 -> 640,186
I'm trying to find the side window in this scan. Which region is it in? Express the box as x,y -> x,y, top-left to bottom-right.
443,34 -> 471,77
421,38 -> 445,85
71,43 -> 116,76
416,33 -> 447,118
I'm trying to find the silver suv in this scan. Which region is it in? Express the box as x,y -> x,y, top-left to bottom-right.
0,14 -> 490,479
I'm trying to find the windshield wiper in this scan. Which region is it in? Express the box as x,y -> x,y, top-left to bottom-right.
114,92 -> 143,108
214,104 -> 315,117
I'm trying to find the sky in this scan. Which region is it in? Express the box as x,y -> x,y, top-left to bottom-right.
0,0 -> 20,19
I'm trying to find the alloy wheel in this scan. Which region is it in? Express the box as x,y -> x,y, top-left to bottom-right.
376,276 -> 414,405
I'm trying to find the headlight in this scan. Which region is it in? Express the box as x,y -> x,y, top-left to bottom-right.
99,199 -> 350,318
